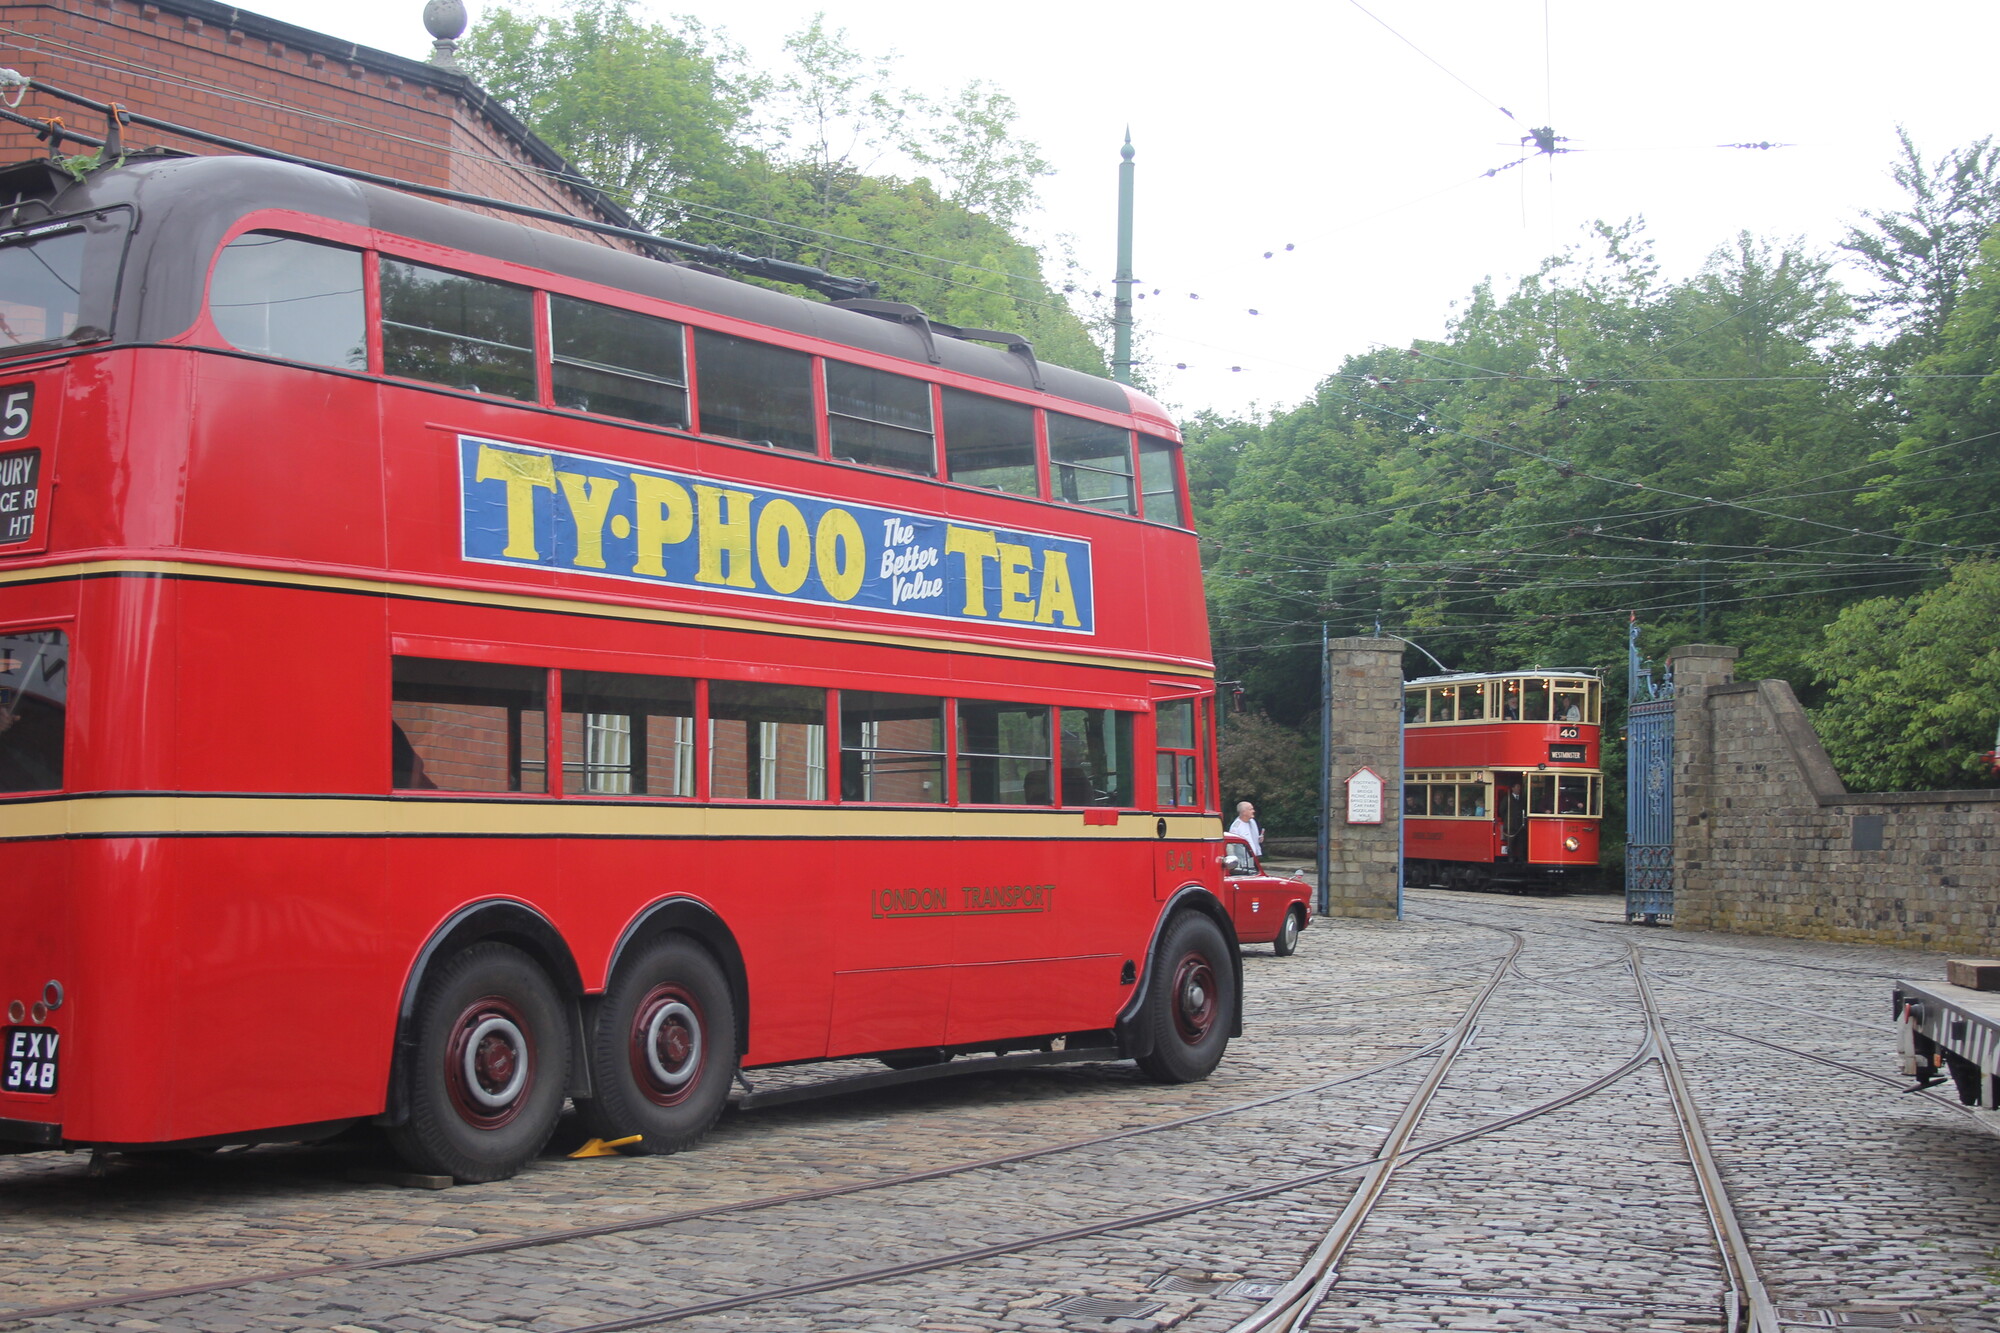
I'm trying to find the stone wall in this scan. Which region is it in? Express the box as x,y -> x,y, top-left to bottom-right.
1321,637 -> 1403,920
1671,643 -> 2000,952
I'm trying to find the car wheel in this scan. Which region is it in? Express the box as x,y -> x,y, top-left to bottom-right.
1273,907 -> 1302,957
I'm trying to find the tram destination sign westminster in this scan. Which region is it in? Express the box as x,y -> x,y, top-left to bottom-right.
458,437 -> 1095,633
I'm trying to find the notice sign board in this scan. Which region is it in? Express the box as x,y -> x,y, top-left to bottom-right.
1345,766 -> 1384,825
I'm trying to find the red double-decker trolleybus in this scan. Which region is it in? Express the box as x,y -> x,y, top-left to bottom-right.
1402,670 -> 1604,892
0,152 -> 1238,1180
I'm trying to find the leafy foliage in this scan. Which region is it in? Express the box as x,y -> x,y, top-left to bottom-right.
1217,711 -> 1319,838
461,2 -> 1101,373
1809,560 -> 2000,791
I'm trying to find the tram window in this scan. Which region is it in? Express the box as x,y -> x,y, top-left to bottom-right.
1155,698 -> 1200,807
1458,783 -> 1488,817
209,233 -> 364,370
1403,782 -> 1426,815
941,389 -> 1036,494
1590,774 -> 1603,815
1500,679 -> 1521,720
1138,435 -> 1186,526
709,681 -> 826,801
1457,683 -> 1486,720
957,700 -> 1053,804
1527,773 -> 1556,815
559,670 -> 695,797
1587,680 -> 1602,724
1059,706 -> 1133,806
1553,683 -> 1587,723
550,295 -> 687,429
692,330 -> 816,453
1557,775 -> 1590,816
0,629 -> 66,793
1404,691 -> 1426,725
379,259 -> 535,401
840,691 -> 945,804
1521,678 -> 1550,722
1427,688 -> 1455,723
1428,785 -> 1457,817
1048,413 -> 1136,515
391,657 -> 547,793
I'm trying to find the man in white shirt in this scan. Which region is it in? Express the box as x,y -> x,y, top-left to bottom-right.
1228,800 -> 1263,857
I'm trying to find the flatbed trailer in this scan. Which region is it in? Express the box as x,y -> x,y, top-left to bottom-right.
1895,974 -> 2000,1134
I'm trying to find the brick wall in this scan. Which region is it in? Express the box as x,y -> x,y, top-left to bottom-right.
0,0 -> 639,249
1671,643 -> 2000,952
1322,637 -> 1403,920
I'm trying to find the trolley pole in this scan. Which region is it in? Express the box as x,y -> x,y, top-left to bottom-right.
1112,131 -> 1135,385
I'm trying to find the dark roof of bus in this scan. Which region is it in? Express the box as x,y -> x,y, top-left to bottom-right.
46,153 -> 1156,421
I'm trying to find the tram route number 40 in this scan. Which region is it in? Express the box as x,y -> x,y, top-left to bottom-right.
3,1026 -> 58,1094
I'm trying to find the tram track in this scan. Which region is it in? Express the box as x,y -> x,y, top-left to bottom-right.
0,942 -> 1517,1329
4,908 -> 1936,1333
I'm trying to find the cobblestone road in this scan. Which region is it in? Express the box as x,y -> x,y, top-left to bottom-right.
3,889 -> 1997,1333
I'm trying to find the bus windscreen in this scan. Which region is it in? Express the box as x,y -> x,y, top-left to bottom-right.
0,226 -> 88,350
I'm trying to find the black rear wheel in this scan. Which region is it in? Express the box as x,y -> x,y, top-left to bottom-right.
386,942 -> 570,1183
575,935 -> 737,1156
1135,912 -> 1236,1083
1272,907 -> 1303,957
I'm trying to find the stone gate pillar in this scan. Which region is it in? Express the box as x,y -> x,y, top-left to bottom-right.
1668,643 -> 1739,926
1323,637 -> 1404,919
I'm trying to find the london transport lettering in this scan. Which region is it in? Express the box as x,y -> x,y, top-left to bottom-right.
873,884 -> 1056,918
459,438 -> 1095,633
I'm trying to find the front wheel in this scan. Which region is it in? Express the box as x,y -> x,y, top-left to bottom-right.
575,935 -> 737,1156
1135,912 -> 1236,1084
385,942 -> 571,1183
1272,907 -> 1303,957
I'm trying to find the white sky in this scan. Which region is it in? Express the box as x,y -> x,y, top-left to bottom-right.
244,0 -> 2000,420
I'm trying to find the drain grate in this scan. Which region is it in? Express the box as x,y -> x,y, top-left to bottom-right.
1046,1294 -> 1165,1320
1147,1274 -> 1223,1294
1224,1280 -> 1287,1301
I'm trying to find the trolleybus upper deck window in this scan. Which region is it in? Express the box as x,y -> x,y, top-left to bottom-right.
1137,435 -> 1185,526
380,259 -> 535,401
0,628 -> 65,793
208,232 -> 364,370
560,669 -> 695,797
826,361 -> 936,476
957,700 -> 1052,804
1048,413 -> 1136,515
692,329 -> 816,453
550,295 -> 687,429
840,691 -> 945,803
942,389 -> 1037,496
1059,706 -> 1133,806
391,657 -> 547,793
709,680 -> 826,801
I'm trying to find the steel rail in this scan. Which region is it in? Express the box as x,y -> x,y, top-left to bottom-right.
1220,927 -> 1526,1333
1628,940 -> 1782,1333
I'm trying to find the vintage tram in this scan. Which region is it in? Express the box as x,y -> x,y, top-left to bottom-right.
1402,670 -> 1604,892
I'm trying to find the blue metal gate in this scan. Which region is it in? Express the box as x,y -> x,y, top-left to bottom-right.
1625,621 -> 1674,922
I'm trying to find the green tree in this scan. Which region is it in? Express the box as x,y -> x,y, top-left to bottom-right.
1217,711 -> 1319,838
1808,559 -> 2000,791
460,0 -> 753,232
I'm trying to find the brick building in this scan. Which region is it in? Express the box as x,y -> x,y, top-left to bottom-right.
0,0 -> 638,248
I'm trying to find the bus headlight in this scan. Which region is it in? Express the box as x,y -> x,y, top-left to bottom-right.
1564,835 -> 1581,852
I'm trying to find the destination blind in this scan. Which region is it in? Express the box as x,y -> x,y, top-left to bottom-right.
459,437 -> 1096,633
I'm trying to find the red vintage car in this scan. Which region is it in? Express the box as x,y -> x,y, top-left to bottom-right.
1222,837 -> 1312,956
